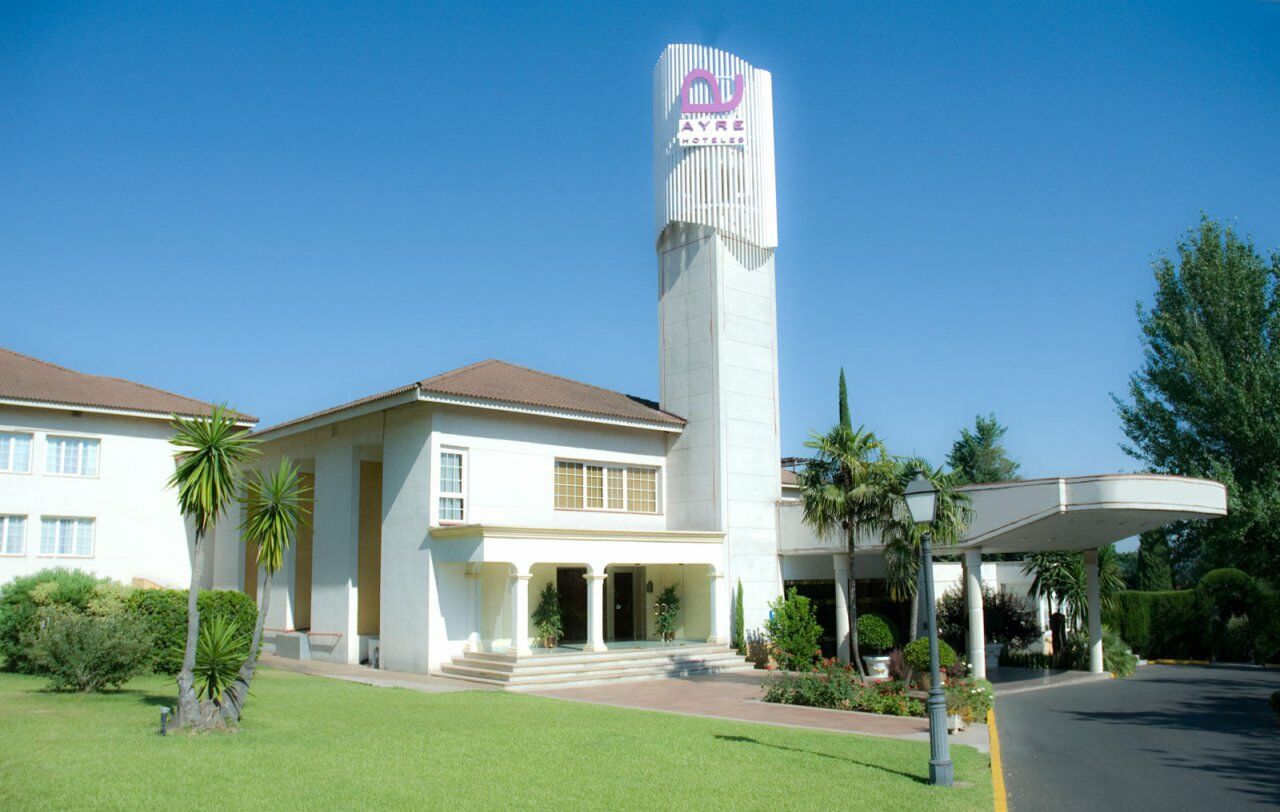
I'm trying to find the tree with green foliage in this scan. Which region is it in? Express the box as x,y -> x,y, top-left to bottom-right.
1023,547 -> 1125,655
732,579 -> 745,653
838,368 -> 851,429
220,457 -> 309,723
1114,216 -> 1280,585
882,458 -> 973,641
167,403 -> 257,729
764,588 -> 823,671
1136,530 -> 1174,590
946,413 -> 1021,485
532,583 -> 562,649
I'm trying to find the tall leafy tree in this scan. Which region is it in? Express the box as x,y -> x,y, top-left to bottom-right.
838,367 -> 851,430
1114,217 -> 1280,584
1136,530 -> 1174,591
167,403 -> 257,729
797,424 -> 898,677
220,458 -> 309,724
946,413 -> 1021,485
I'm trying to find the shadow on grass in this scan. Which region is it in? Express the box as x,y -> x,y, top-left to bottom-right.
714,734 -> 928,784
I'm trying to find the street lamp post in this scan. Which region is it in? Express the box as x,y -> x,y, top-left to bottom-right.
905,472 -> 954,788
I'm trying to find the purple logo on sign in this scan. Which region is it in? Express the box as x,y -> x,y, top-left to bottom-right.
679,69 -> 745,114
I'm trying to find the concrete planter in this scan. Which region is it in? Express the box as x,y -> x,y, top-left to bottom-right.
862,655 -> 891,680
985,643 -> 1005,670
948,713 -> 965,733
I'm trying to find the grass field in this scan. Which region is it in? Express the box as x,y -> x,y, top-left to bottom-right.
0,667 -> 992,810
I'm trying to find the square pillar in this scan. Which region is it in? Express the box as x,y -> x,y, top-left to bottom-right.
311,445 -> 361,664
832,554 -> 850,663
465,567 -> 482,652
707,570 -> 729,645
508,572 -> 532,656
964,549 -> 987,679
379,405 -> 433,673
1083,548 -> 1104,674
584,572 -> 608,652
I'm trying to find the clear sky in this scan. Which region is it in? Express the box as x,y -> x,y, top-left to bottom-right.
3,1 -> 1278,480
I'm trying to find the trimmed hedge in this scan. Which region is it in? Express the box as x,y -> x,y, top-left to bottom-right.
126,589 -> 258,674
1102,589 -> 1209,660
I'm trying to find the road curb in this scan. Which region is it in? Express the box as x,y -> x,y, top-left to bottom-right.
988,707 -> 1008,812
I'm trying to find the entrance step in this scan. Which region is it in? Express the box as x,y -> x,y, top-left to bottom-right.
436,644 -> 756,690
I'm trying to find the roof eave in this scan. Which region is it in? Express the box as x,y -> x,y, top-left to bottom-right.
417,390 -> 685,433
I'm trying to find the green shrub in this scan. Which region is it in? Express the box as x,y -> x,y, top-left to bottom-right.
763,588 -> 822,671
1271,690 -> 1280,719
26,610 -> 152,692
1220,615 -> 1253,663
1198,568 -> 1258,618
0,569 -> 122,673
937,587 -> 1040,652
531,583 -> 562,648
945,677 -> 994,724
763,659 -> 926,717
1103,589 -> 1208,659
126,589 -> 258,674
903,636 -> 956,674
653,584 -> 681,642
1254,590 -> 1280,664
999,649 -> 1053,669
732,580 -> 745,654
194,615 -> 249,703
1060,626 -> 1138,677
856,613 -> 896,655
762,584 -> 824,665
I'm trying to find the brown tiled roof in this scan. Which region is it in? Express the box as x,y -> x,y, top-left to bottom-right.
0,347 -> 257,422
255,359 -> 683,436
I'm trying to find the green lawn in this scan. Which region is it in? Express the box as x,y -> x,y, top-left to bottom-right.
0,667 -> 991,810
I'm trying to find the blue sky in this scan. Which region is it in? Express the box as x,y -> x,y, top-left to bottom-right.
3,1 -> 1278,480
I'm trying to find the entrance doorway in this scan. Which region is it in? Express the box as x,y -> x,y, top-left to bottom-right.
556,567 -> 587,643
612,571 -> 635,641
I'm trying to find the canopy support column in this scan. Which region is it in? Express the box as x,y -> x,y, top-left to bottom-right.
964,548 -> 986,679
833,554 -> 850,663
1083,549 -> 1104,674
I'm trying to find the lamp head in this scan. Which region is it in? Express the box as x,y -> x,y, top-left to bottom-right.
904,472 -> 938,525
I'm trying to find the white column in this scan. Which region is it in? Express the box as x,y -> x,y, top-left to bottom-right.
584,572 -> 608,652
964,549 -> 987,679
508,571 -> 532,656
832,554 -> 850,663
312,444 -> 361,664
707,570 -> 729,644
1084,548 -> 1104,674
465,567 -> 481,652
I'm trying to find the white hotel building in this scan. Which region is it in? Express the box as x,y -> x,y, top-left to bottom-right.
4,45 -> 1226,687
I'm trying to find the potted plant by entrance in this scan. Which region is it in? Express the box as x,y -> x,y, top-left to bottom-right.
857,613 -> 897,680
654,584 -> 681,642
532,583 -> 562,649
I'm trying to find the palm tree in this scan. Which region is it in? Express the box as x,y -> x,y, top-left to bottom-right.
1023,546 -> 1125,655
167,403 -> 256,728
882,458 -> 974,641
797,424 -> 898,678
220,457 -> 309,724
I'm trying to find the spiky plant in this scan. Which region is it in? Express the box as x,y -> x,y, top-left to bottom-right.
194,615 -> 249,703
167,403 -> 256,727
220,457 -> 309,723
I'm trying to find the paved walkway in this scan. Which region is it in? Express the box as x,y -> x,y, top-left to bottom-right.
528,670 -> 990,752
260,653 -> 491,693
997,663 -> 1280,811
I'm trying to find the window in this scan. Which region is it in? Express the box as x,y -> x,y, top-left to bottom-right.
0,516 -> 25,555
0,432 -> 32,473
40,517 -> 94,557
46,436 -> 99,476
439,450 -> 465,522
554,460 -> 659,513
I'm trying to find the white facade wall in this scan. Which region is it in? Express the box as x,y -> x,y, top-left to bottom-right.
0,405 -> 196,589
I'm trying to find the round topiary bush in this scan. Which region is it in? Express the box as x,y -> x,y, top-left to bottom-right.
1197,568 -> 1258,618
903,636 -> 956,673
857,613 -> 897,655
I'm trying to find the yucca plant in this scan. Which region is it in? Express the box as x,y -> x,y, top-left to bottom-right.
195,615 -> 249,704
220,457 -> 309,723
167,403 -> 256,728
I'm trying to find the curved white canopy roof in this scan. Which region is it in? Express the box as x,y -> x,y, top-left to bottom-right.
957,474 -> 1227,554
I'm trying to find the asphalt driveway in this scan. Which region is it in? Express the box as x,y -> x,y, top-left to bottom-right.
997,664 -> 1280,810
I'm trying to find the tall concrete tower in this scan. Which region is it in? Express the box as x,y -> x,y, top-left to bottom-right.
654,44 -> 781,631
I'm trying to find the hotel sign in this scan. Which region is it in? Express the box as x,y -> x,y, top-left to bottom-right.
677,68 -> 746,147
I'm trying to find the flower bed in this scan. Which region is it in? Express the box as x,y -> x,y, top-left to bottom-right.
763,659 -> 925,716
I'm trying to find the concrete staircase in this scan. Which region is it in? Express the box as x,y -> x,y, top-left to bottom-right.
437,643 -> 756,690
